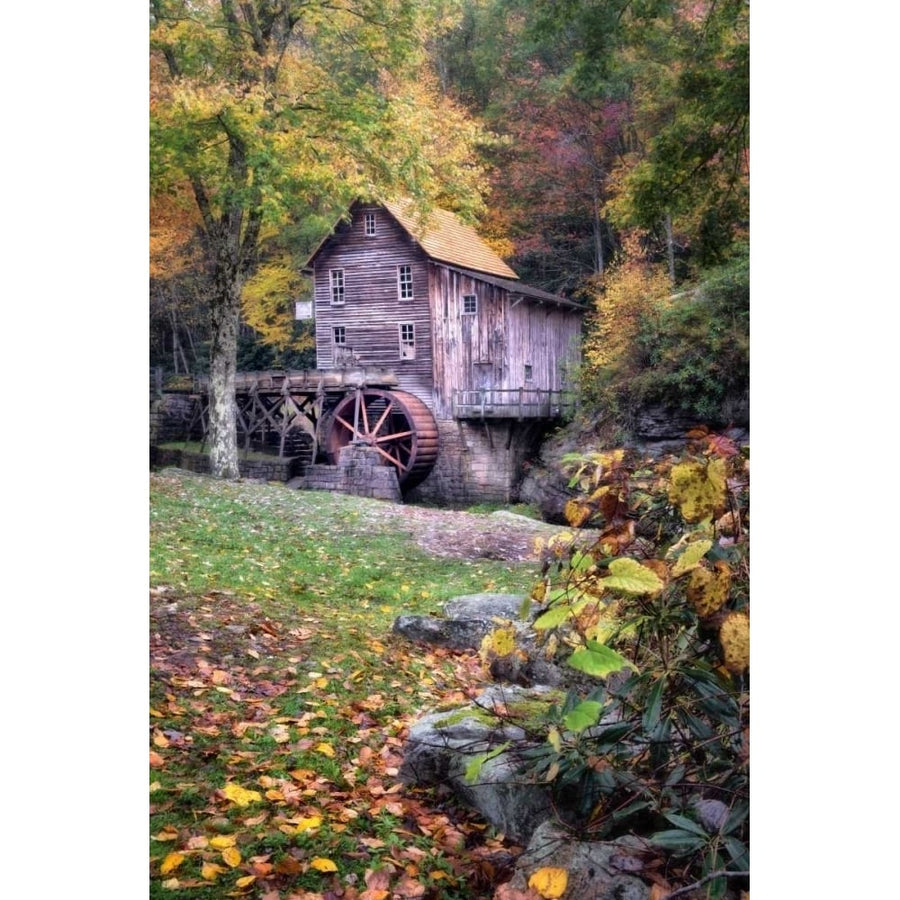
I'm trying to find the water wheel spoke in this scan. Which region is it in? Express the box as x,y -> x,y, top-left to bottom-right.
373,442 -> 410,471
325,388 -> 437,486
334,413 -> 360,438
371,401 -> 395,436
359,393 -> 371,436
374,429 -> 414,443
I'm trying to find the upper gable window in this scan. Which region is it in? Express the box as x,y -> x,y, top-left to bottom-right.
398,265 -> 414,301
462,294 -> 477,315
364,212 -> 376,237
330,269 -> 345,305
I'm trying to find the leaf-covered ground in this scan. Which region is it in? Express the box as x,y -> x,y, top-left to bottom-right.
149,470 -> 553,899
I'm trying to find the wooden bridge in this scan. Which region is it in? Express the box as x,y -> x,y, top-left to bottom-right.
451,388 -> 575,420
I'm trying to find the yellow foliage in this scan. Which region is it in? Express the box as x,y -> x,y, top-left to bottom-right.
719,611 -> 750,674
159,852 -> 185,876
582,245 -> 671,375
222,846 -> 242,868
489,627 -> 517,657
294,815 -> 323,834
310,857 -> 339,873
201,862 -> 226,881
564,499 -> 592,528
222,782 -> 263,807
209,835 -> 237,849
241,258 -> 314,351
668,458 -> 727,523
528,866 -> 569,898
687,562 -> 731,618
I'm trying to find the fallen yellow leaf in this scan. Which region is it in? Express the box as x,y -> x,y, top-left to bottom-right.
222,782 -> 263,807
235,875 -> 257,887
201,862 -> 226,881
222,846 -> 242,868
528,866 -> 568,899
159,852 -> 185,875
210,835 -> 237,849
295,815 -> 323,834
314,742 -> 335,758
310,857 -> 338,872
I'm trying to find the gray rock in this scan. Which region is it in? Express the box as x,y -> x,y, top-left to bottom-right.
399,685 -> 556,844
393,593 -> 531,651
443,593 -> 528,622
392,614 -> 494,650
505,821 -> 651,900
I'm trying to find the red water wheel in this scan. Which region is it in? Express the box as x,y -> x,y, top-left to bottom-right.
324,389 -> 439,488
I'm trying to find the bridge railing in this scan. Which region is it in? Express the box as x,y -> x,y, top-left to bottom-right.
451,388 -> 575,420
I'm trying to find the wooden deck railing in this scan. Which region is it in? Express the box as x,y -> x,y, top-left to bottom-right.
451,388 -> 575,420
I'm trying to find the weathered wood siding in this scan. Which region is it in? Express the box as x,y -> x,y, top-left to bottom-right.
313,204 -> 435,407
429,265 -> 582,419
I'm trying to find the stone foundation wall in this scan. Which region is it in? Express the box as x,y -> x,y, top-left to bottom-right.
150,447 -> 301,482
296,444 -> 401,502
407,419 -> 550,506
150,394 -> 197,445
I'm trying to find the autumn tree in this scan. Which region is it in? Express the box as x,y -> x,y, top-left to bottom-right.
150,0 -> 490,478
530,0 -> 749,270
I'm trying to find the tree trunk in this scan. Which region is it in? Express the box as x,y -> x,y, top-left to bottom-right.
592,191 -> 605,276
664,211 -> 676,284
207,251 -> 242,479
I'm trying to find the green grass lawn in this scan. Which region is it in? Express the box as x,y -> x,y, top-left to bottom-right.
149,469 -> 541,899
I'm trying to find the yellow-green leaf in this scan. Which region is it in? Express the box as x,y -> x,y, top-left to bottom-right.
310,857 -> 338,872
568,641 -> 636,678
668,460 -> 727,523
528,866 -> 569,898
671,539 -> 713,576
314,742 -> 335,758
533,604 -> 575,630
222,782 -> 263,807
604,558 -> 664,595
484,626 -> 516,656
547,726 -> 562,752
563,700 -> 603,734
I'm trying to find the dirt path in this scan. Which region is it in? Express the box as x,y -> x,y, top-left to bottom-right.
357,502 -> 564,562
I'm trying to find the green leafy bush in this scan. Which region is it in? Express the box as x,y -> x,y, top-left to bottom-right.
582,249 -> 749,434
490,432 -> 750,896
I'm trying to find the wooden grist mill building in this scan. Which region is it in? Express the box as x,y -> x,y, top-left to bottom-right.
153,199 -> 583,504
301,199 -> 583,504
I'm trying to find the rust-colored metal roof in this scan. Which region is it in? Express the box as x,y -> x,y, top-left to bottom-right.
383,199 -> 519,280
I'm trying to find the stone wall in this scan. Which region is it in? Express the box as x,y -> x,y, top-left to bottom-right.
407,419 -> 550,506
149,394 -> 197,445
294,443 -> 402,502
150,447 -> 302,482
